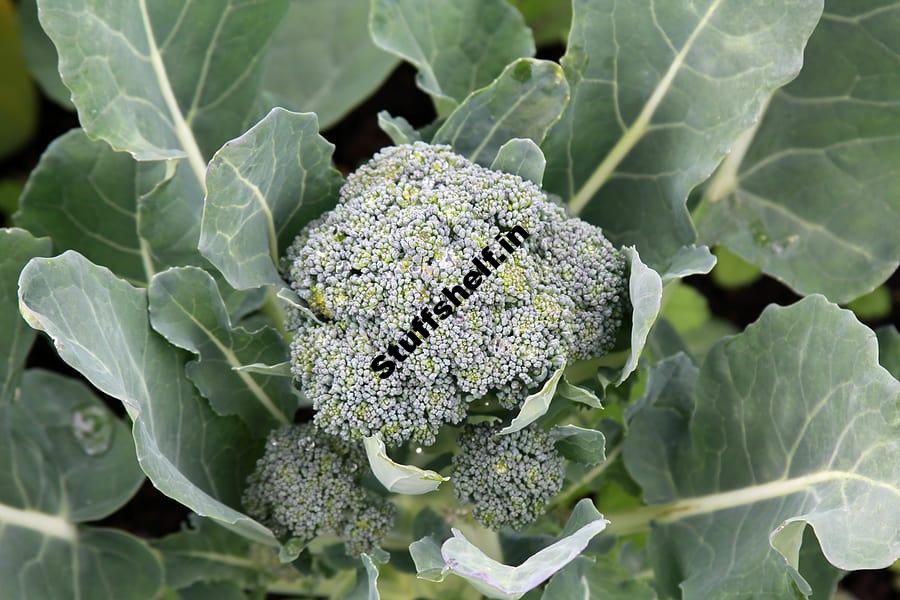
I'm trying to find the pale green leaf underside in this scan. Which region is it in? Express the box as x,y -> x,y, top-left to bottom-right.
542,0 -> 824,268
439,519 -> 609,599
622,296 -> 900,598
618,246 -> 663,384
410,536 -> 447,582
370,0 -> 535,111
346,554 -> 380,600
0,370 -> 160,599
698,2 -> 900,303
265,0 -> 398,129
38,0 -> 287,183
491,138 -> 546,185
556,375 -> 603,408
148,267 -> 295,434
200,108 -> 343,291
434,58 -> 569,166
17,252 -> 277,546
363,435 -> 448,495
499,365 -> 564,435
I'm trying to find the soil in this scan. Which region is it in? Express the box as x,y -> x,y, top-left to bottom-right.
2,55 -> 896,600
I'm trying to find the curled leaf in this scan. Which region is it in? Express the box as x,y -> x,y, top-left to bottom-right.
499,365 -> 565,435
438,517 -> 609,599
363,435 -> 448,495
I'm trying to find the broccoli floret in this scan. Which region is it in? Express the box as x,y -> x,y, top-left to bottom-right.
242,424 -> 395,556
285,143 -> 627,446
451,423 -> 565,530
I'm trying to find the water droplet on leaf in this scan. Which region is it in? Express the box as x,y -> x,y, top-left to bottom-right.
71,404 -> 113,456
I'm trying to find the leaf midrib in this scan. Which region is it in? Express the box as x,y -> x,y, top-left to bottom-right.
137,0 -> 208,189
568,0 -> 724,215
165,292 -> 289,425
605,468 -> 899,536
0,501 -> 77,541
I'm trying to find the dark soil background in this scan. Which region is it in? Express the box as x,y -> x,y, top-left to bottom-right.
1,51 -> 897,599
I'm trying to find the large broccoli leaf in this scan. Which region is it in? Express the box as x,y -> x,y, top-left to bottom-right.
0,230 -> 159,598
36,0 -> 287,175
370,0 -> 535,115
265,0 -> 398,129
696,0 -> 900,303
0,372 -> 161,599
433,59 -> 569,167
15,130 -> 265,321
18,251 -> 277,546
23,0 -> 289,321
200,108 -> 343,291
541,0 -> 824,268
619,296 -> 899,597
148,266 -> 296,434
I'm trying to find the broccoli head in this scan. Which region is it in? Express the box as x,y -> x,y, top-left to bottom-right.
451,423 -> 565,530
242,424 -> 395,556
285,142 -> 627,446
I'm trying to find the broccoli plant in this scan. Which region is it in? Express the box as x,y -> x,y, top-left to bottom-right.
1,0 -> 898,599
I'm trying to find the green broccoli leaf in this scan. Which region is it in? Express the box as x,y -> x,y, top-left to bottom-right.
550,425 -> 606,465
148,266 -> 296,434
542,0 -> 824,269
265,0 -> 398,129
15,131 -> 163,285
490,138 -> 546,186
0,370 -> 159,599
0,228 -> 50,402
433,59 -> 569,166
541,555 -> 657,600
200,108 -> 343,291
36,0 -> 287,176
378,111 -> 422,145
619,296 -> 900,597
154,513 -> 277,591
370,0 -> 535,114
876,325 -> 900,379
17,0 -> 72,109
17,251 -> 278,547
15,130 -> 266,321
697,1 -> 900,303
617,247 -> 663,384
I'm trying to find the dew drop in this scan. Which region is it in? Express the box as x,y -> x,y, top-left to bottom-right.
71,404 -> 113,456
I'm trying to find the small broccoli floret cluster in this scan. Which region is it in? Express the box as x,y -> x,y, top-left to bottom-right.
242,424 -> 394,556
452,423 -> 564,530
285,142 -> 627,446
